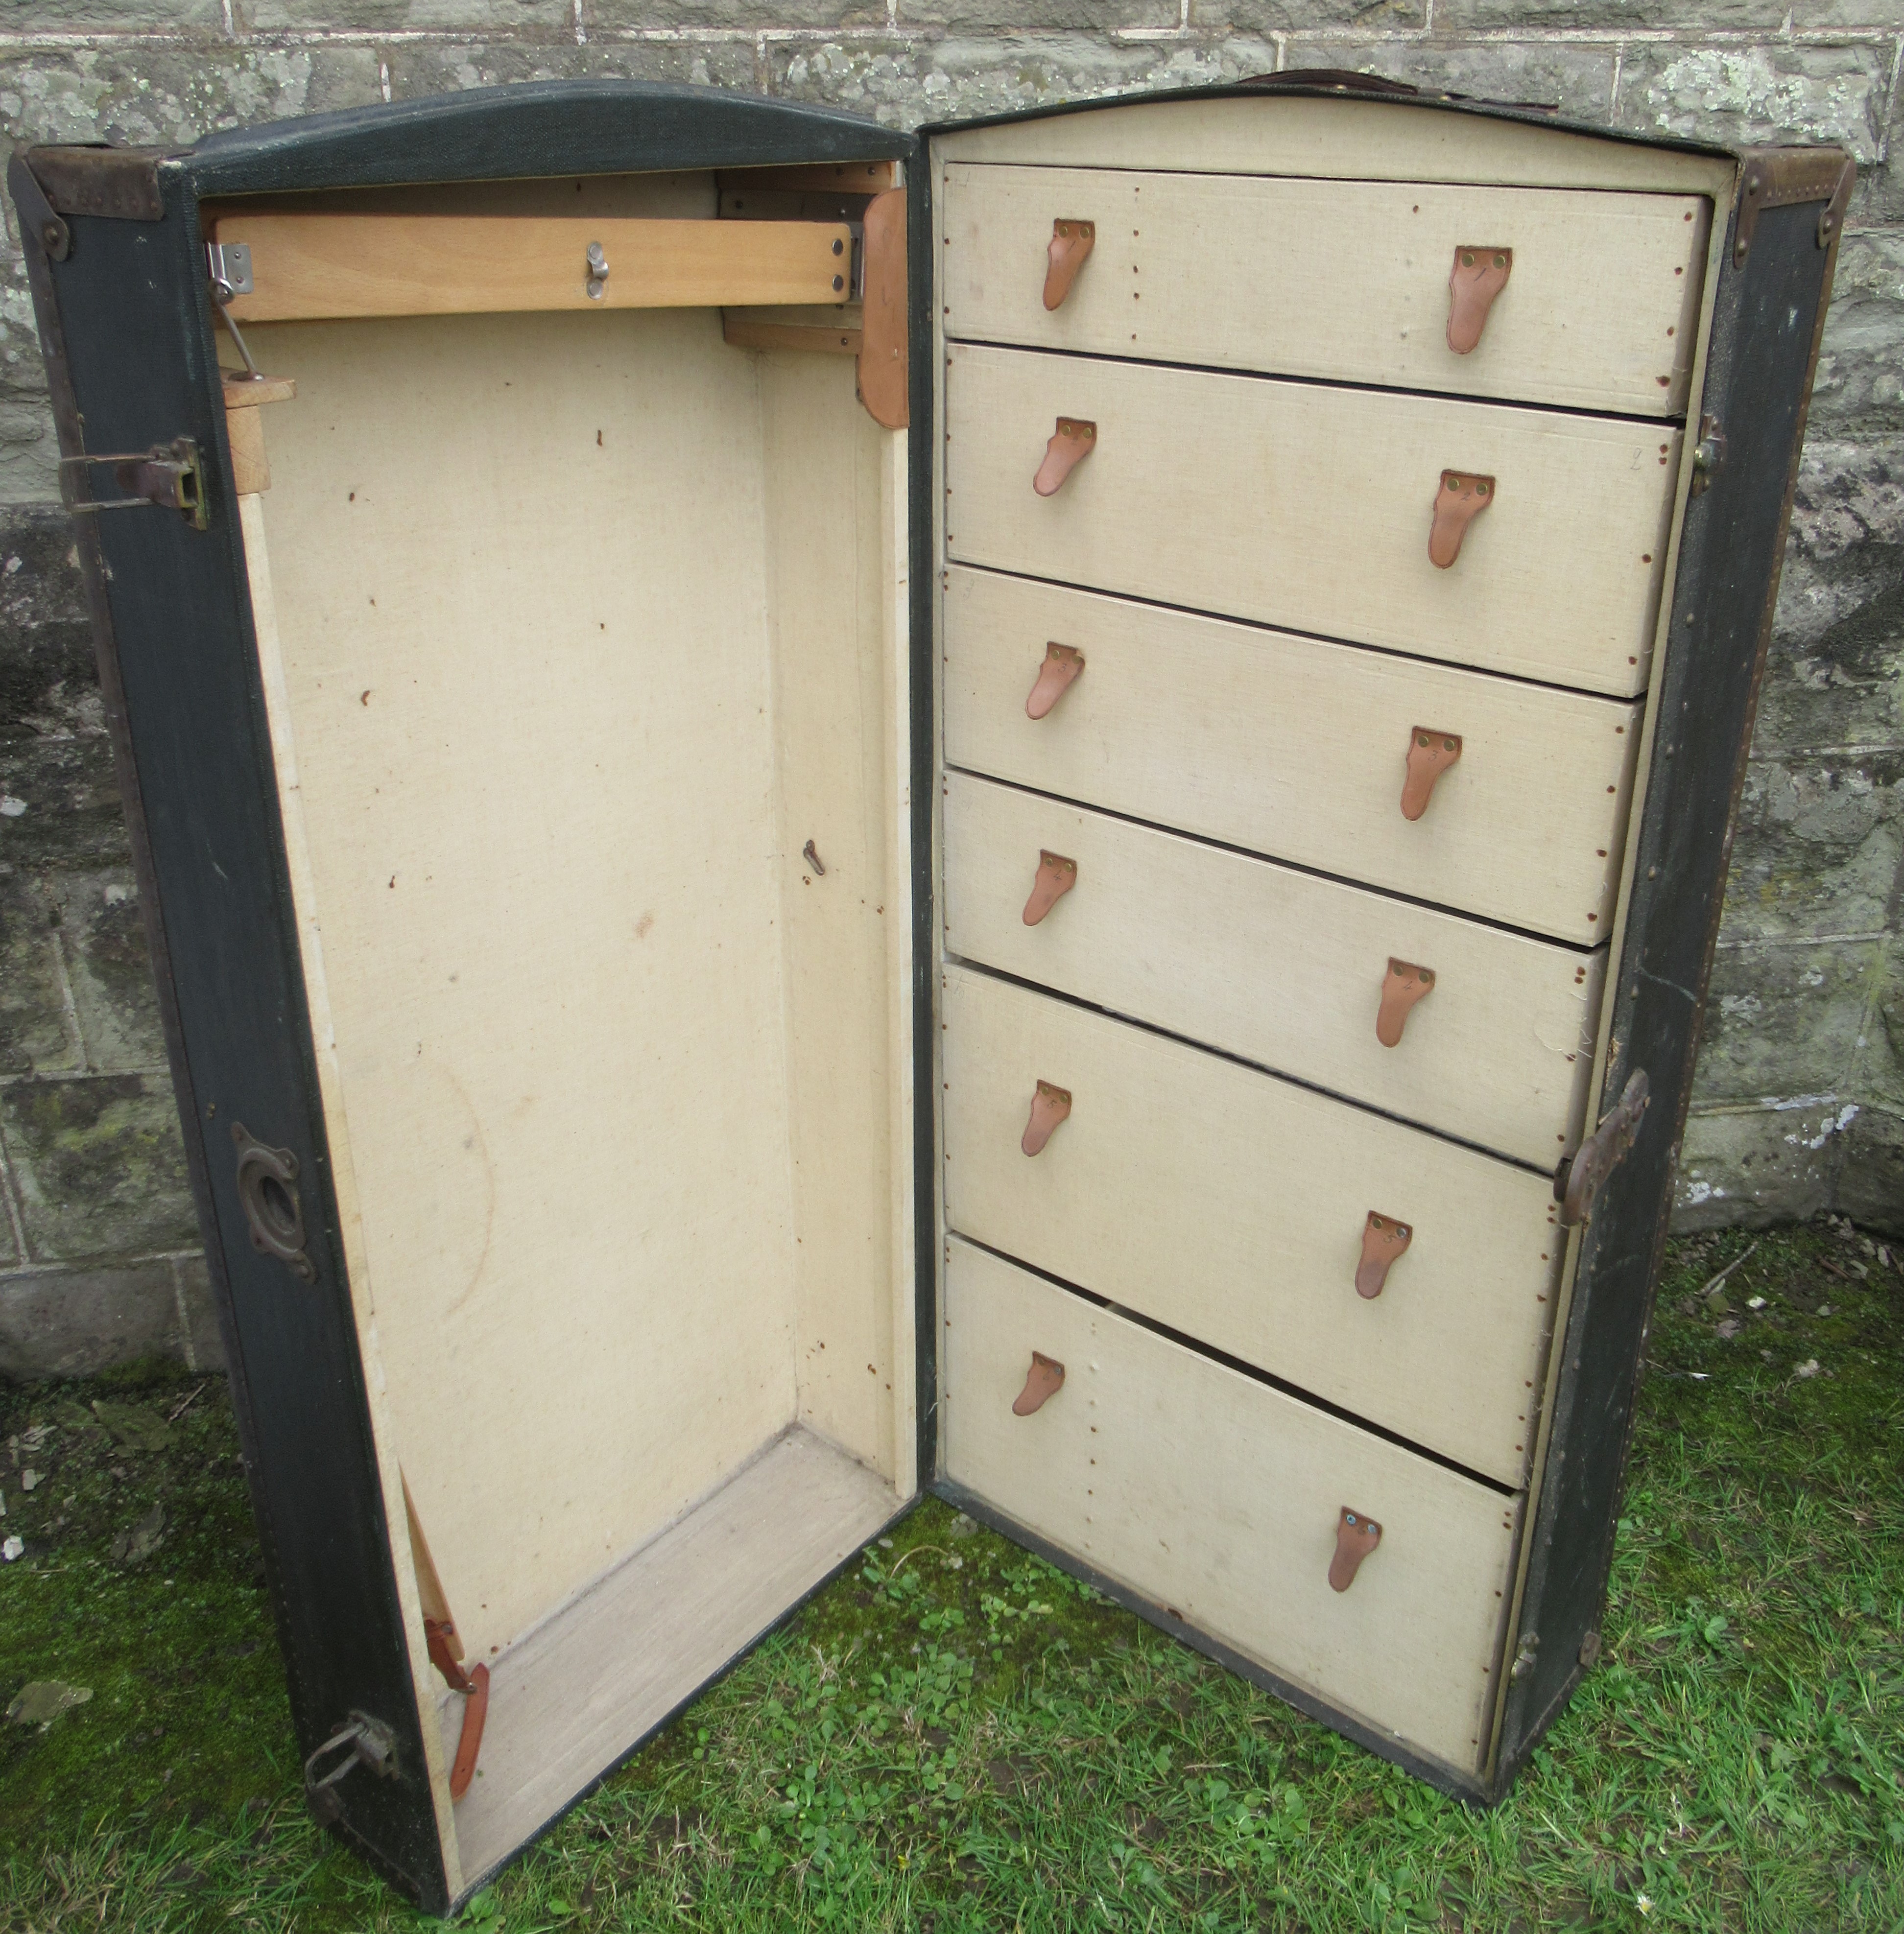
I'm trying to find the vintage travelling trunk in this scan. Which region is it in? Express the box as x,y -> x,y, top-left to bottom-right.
12,72 -> 1849,1910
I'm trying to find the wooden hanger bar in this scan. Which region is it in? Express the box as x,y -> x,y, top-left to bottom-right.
212,213 -> 856,322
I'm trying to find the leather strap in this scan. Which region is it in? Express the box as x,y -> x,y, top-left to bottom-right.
448,1664 -> 490,1802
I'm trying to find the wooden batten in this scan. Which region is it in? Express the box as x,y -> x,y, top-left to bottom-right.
221,369 -> 296,495
723,306 -> 862,354
214,214 -> 856,322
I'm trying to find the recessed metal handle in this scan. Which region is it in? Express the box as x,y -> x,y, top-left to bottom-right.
1401,729 -> 1462,821
1026,642 -> 1085,719
1013,1350 -> 1066,1415
1022,1080 -> 1072,1156
1356,1212 -> 1412,1299
1329,1507 -> 1382,1592
1044,219 -> 1095,310
1376,959 -> 1435,1048
1447,246 -> 1512,354
1428,471 -> 1494,568
1023,849 -> 1077,926
232,1121 -> 315,1282
1034,418 -> 1096,497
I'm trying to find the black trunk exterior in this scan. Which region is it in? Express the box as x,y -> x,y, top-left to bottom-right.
1495,184 -> 1845,1785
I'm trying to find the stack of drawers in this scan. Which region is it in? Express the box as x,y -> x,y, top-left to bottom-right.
936,161 -> 1709,1773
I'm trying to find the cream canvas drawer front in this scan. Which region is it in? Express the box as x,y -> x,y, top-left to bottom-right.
942,967 -> 1558,1485
942,772 -> 1602,1168
942,164 -> 1708,418
945,343 -> 1678,697
944,568 -> 1641,945
943,1239 -> 1521,1775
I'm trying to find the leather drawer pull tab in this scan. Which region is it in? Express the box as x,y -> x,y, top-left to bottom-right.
1023,849 -> 1078,925
1401,729 -> 1462,821
1045,219 -> 1095,310
1034,418 -> 1096,497
1376,958 -> 1435,1047
1013,1350 -> 1067,1415
1026,642 -> 1086,719
1356,1212 -> 1413,1299
1428,471 -> 1494,568
1329,1507 -> 1382,1592
1447,247 -> 1512,354
1022,1080 -> 1073,1156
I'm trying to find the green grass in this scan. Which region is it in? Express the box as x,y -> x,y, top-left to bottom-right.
3,1219 -> 1902,1932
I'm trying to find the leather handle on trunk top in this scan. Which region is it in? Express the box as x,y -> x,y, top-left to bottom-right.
1022,1080 -> 1072,1156
1026,642 -> 1085,719
1428,471 -> 1494,568
1447,246 -> 1512,354
1376,959 -> 1434,1047
1356,1212 -> 1413,1298
1045,219 -> 1095,310
1034,419 -> 1095,496
1329,1507 -> 1382,1592
1401,729 -> 1462,821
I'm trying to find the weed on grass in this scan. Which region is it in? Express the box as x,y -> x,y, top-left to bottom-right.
2,1219 -> 1901,1931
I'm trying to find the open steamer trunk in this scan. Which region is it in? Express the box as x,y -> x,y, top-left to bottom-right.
10,76 -> 1851,1914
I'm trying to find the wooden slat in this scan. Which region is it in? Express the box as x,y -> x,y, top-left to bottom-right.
944,165 -> 1707,418
943,1240 -> 1520,1775
946,344 -> 1678,697
942,967 -> 1559,1486
445,1427 -> 897,1882
723,308 -> 861,354
216,214 -> 854,321
935,94 -> 1734,200
942,772 -> 1603,1169
944,568 -> 1641,945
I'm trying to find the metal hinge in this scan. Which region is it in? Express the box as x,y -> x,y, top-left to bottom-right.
1509,1630 -> 1540,1682
206,240 -> 253,298
59,438 -> 207,531
1554,1069 -> 1651,1228
1733,149 -> 1856,268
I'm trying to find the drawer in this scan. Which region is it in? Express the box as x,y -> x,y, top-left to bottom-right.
945,343 -> 1679,697
944,568 -> 1642,945
943,1238 -> 1521,1775
942,772 -> 1602,1168
942,164 -> 1709,418
942,967 -> 1558,1486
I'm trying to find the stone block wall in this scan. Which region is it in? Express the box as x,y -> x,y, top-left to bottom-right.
0,3 -> 1900,1375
